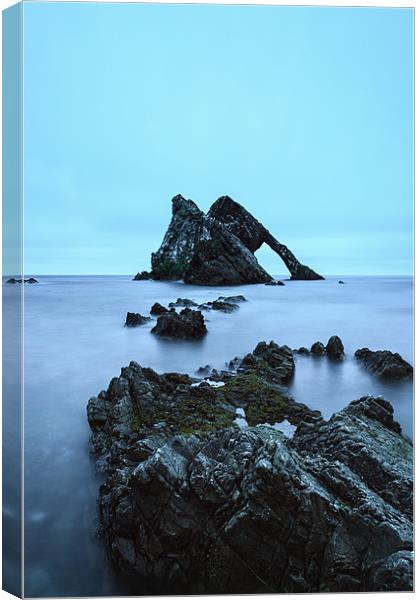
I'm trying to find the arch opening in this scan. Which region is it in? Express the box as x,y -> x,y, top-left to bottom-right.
255,243 -> 290,279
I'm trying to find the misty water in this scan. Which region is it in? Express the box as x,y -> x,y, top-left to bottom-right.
12,275 -> 412,597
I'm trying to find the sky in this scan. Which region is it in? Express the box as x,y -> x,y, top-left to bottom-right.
23,2 -> 413,276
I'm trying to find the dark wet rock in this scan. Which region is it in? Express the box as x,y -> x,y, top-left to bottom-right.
293,396 -> 411,516
168,297 -> 198,308
338,280 -> 346,284
296,347 -> 310,355
218,295 -> 246,303
125,312 -> 152,327
88,371 -> 412,594
239,341 -> 295,384
148,194 -> 323,284
6,277 -> 38,284
151,308 -> 207,340
196,365 -> 212,376
363,550 -> 413,592
133,271 -> 152,281
202,300 -> 239,313
150,302 -> 168,316
326,335 -> 345,359
310,341 -> 325,356
209,196 -> 323,281
227,356 -> 241,370
355,348 -> 413,380
223,372 -> 320,427
198,295 -> 245,313
265,280 -> 285,286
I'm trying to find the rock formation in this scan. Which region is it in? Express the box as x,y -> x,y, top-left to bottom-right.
6,277 -> 38,284
326,335 -> 345,359
87,351 -> 413,594
209,196 -> 322,280
311,341 -> 325,356
124,312 -> 151,327
355,348 -> 413,380
133,271 -> 152,281
148,195 -> 323,285
151,308 -> 207,340
150,302 -> 169,316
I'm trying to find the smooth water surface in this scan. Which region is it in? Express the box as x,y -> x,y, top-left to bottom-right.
10,275 -> 412,596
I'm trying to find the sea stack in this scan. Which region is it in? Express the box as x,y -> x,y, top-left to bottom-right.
145,195 -> 323,285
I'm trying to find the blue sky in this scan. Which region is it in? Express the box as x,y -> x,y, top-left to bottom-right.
23,3 -> 413,275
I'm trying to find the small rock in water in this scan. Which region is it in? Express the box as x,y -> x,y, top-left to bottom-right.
326,335 -> 345,359
133,271 -> 152,281
205,300 -> 239,313
265,280 -> 285,286
218,295 -> 247,303
310,341 -> 325,356
239,340 -> 295,384
150,302 -> 168,316
168,297 -> 198,308
196,364 -> 212,376
6,277 -> 38,284
338,280 -> 346,284
297,347 -> 310,355
125,312 -> 152,327
151,308 -> 207,340
355,347 -> 413,380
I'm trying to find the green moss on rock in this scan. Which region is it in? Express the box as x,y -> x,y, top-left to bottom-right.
224,372 -> 290,426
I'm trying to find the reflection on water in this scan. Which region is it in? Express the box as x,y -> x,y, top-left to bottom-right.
9,275 -> 412,596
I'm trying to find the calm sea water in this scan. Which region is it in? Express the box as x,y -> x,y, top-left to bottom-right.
5,275 -> 412,597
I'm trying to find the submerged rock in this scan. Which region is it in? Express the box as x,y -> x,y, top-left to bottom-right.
125,312 -> 151,327
133,271 -> 152,281
87,364 -> 413,594
265,280 -> 285,286
310,341 -> 325,356
148,194 -> 323,284
326,335 -> 345,359
150,302 -> 169,316
151,308 -> 207,340
355,348 -> 413,380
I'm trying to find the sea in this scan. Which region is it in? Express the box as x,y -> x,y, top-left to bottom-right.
3,275 -> 413,596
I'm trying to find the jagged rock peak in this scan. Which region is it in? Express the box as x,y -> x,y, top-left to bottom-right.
171,194 -> 202,217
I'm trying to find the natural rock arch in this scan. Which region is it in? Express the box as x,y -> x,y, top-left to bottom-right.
149,195 -> 324,285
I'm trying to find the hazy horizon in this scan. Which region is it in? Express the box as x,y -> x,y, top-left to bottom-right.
23,4 -> 413,276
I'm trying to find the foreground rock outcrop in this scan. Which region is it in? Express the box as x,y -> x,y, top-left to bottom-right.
87,345 -> 412,594
355,348 -> 413,380
148,195 -> 323,284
